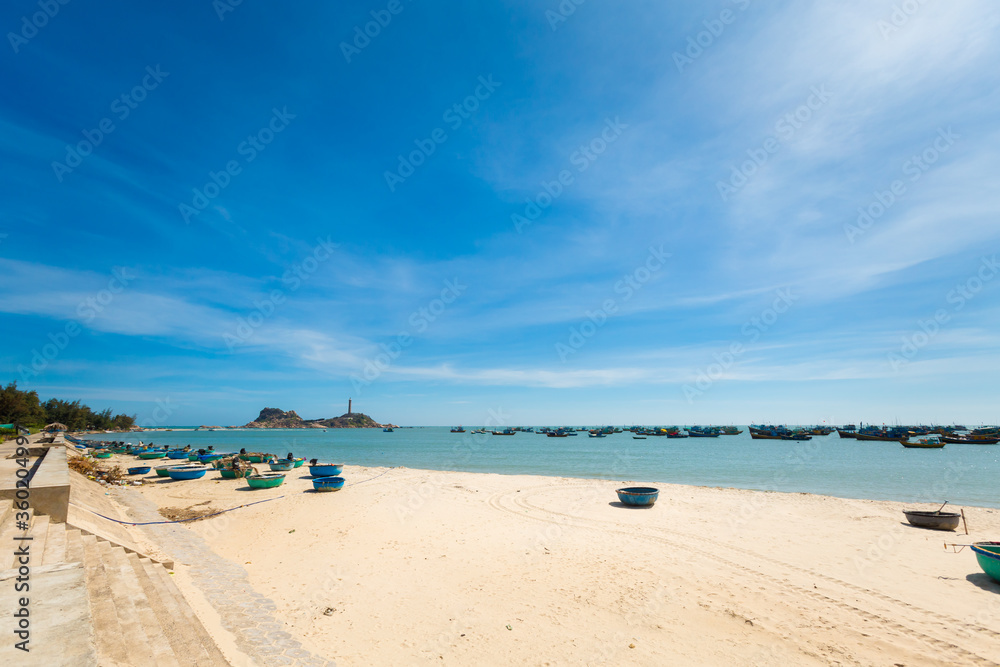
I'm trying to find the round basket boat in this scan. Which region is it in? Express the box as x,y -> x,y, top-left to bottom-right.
137,451 -> 166,460
167,450 -> 190,459
292,458 -> 305,468
903,510 -> 961,531
198,453 -> 225,464
312,476 -> 345,492
247,473 -> 286,489
971,542 -> 1000,584
242,454 -> 270,464
308,464 -> 343,477
167,465 -> 209,481
218,468 -> 251,479
127,466 -> 151,475
615,487 -> 660,507
154,465 -> 174,477
187,453 -> 201,461
94,451 -> 113,459
268,460 -> 295,471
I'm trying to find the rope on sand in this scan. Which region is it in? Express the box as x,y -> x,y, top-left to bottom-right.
70,466 -> 397,526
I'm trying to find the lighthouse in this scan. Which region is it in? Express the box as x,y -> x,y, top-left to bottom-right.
348,399 -> 352,415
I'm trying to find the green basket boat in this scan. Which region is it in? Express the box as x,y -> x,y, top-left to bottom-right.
971,542 -> 1000,584
154,465 -> 174,477
219,468 -> 252,479
94,451 -> 113,459
137,452 -> 166,460
187,453 -> 201,461
246,473 -> 285,489
292,458 -> 305,468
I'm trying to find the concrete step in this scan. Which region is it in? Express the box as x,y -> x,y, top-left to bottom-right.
95,539 -> 159,666
30,514 -> 50,565
81,533 -> 130,666
65,526 -> 85,563
42,518 -> 68,566
143,561 -> 230,666
0,505 -> 33,570
0,561 -> 97,665
128,553 -> 214,666
102,543 -> 179,667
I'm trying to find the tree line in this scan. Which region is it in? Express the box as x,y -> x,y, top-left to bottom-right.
0,382 -> 135,431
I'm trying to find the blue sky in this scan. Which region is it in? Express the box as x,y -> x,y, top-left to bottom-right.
1,1 -> 999,427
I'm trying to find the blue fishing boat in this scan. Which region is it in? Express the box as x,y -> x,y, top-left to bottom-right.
167,465 -> 209,480
616,487 -> 659,507
127,466 -> 151,475
309,463 -> 344,477
269,459 -> 295,471
312,476 -> 345,492
167,450 -> 190,459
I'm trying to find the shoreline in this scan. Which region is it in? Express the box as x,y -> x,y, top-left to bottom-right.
97,462 -> 1000,665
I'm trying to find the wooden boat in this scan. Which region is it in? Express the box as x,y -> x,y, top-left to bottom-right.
902,438 -> 945,449
615,487 -> 659,507
971,542 -> 1000,583
546,432 -> 568,437
903,510 -> 961,530
308,463 -> 343,477
167,465 -> 210,480
837,429 -> 858,438
312,476 -> 345,492
247,473 -> 286,489
491,429 -> 516,435
450,427 -> 465,433
941,435 -> 999,445
854,432 -> 905,443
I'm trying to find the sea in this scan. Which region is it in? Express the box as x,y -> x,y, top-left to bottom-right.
77,427 -> 999,509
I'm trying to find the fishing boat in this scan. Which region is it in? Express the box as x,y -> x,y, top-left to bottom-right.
238,453 -> 272,463
94,451 -> 113,459
167,450 -> 189,459
247,473 -> 286,489
450,426 -> 465,433
720,426 -> 743,435
941,435 -> 1000,445
971,542 -> 1000,583
615,487 -> 659,507
546,431 -> 569,437
837,428 -> 858,438
383,427 -> 394,432
127,466 -> 151,475
154,465 -> 174,477
167,465 -> 210,481
471,429 -> 487,434
633,436 -> 647,440
588,432 -> 606,438
902,438 -> 945,449
312,476 -> 345,492
854,432 -> 905,443
308,463 -> 344,477
219,468 -> 252,479
903,509 -> 961,530
137,451 -> 167,460
491,429 -> 516,435
269,459 -> 295,471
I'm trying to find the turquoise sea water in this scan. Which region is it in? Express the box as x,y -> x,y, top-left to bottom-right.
79,427 -> 999,509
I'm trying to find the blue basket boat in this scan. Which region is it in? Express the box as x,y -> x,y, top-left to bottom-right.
127,466 -> 151,475
269,460 -> 295,472
167,465 -> 209,481
198,453 -> 225,464
167,450 -> 190,459
615,487 -> 660,507
308,463 -> 343,477
312,476 -> 345,492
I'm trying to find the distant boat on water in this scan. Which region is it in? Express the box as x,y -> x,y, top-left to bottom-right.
450,426 -> 465,433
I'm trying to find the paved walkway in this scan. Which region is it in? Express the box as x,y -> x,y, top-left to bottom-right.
119,492 -> 337,667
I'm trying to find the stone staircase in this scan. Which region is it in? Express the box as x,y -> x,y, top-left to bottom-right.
0,500 -> 230,666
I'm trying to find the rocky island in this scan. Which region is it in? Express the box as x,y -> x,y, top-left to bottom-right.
242,407 -> 392,429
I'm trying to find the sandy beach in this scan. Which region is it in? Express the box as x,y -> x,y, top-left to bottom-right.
89,463 -> 1000,666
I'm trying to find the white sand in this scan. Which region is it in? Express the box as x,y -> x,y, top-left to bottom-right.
117,465 -> 1000,666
